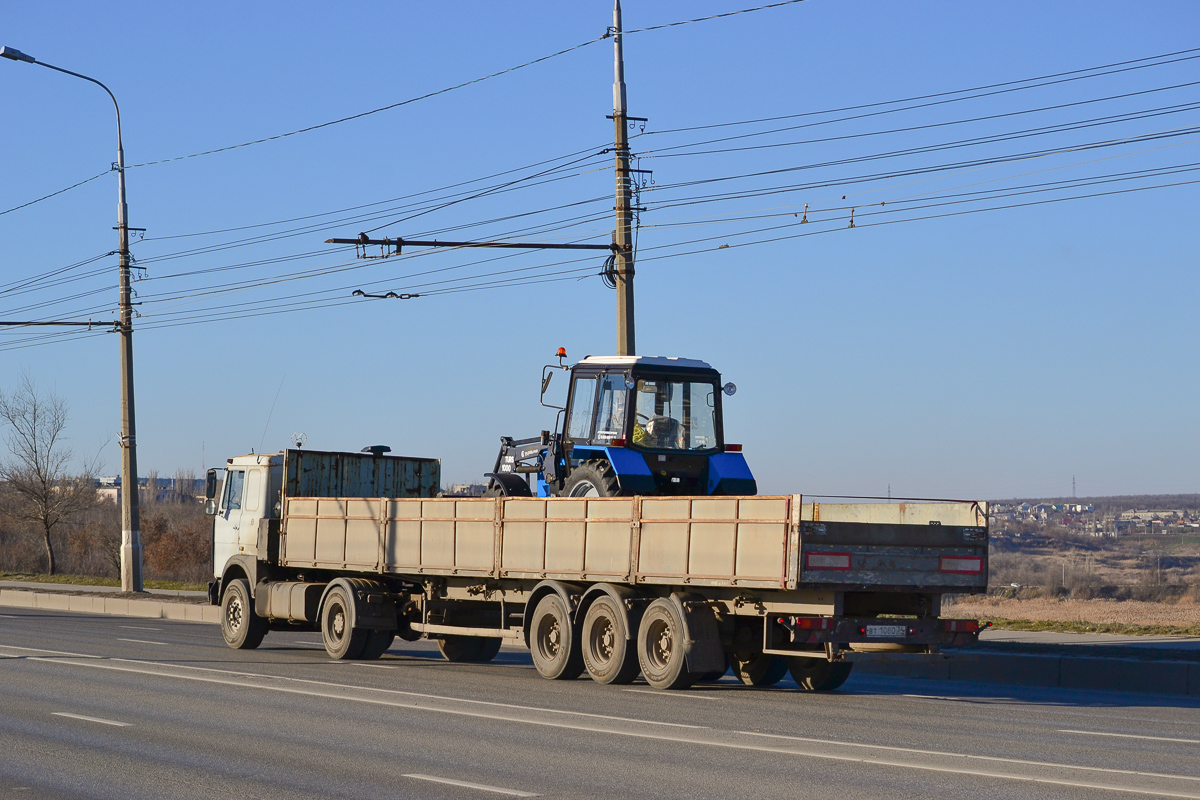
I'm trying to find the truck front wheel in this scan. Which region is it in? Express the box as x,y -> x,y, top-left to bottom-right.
221,578 -> 266,650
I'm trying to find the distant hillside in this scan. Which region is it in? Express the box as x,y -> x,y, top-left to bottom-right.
991,494 -> 1200,515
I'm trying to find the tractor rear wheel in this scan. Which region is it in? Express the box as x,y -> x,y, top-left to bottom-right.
562,460 -> 622,498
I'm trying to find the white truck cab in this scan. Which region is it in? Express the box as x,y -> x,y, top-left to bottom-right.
210,453 -> 283,579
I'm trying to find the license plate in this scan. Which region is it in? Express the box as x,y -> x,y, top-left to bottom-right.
865,624 -> 906,638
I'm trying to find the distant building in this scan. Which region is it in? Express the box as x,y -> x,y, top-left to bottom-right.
95,476 -> 205,505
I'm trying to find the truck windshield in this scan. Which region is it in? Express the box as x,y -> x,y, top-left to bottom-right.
633,379 -> 718,451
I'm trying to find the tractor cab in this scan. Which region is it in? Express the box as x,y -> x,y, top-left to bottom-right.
486,352 -> 756,498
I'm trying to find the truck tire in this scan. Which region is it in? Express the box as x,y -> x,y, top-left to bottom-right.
437,635 -> 483,662
731,652 -> 787,687
637,598 -> 695,690
787,657 -> 853,691
581,595 -> 640,684
473,637 -> 503,663
221,578 -> 266,650
728,620 -> 786,686
561,460 -> 621,498
360,630 -> 395,660
321,586 -> 368,660
529,594 -> 584,679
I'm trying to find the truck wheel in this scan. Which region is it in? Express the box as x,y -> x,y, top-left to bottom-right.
731,652 -> 787,687
360,630 -> 395,660
472,637 -> 503,663
728,621 -> 786,686
637,598 -> 695,690
221,578 -> 266,650
787,657 -> 854,691
321,586 -> 367,660
530,594 -> 584,679
437,635 -> 483,662
561,460 -> 621,498
581,595 -> 640,684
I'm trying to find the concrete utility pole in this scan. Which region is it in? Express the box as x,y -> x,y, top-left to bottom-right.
612,0 -> 636,356
0,46 -> 142,592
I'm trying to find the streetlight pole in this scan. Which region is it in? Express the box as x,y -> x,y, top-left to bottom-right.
1,45 -> 143,592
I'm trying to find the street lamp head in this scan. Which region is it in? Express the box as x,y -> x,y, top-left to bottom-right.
0,46 -> 36,63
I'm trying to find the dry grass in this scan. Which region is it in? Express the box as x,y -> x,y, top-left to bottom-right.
945,595 -> 1200,636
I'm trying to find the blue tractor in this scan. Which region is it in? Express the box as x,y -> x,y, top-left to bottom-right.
486,350 -> 756,498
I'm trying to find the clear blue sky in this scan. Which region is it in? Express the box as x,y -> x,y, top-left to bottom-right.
2,1 -> 1197,499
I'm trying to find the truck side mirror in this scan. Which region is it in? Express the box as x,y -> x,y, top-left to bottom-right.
205,469 -> 218,499
204,498 -> 217,516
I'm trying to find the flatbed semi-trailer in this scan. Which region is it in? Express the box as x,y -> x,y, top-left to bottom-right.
207,449 -> 988,690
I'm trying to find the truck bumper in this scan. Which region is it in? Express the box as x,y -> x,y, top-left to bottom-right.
770,615 -> 984,655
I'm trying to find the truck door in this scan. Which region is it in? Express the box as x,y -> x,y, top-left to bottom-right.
212,468 -> 246,574
238,467 -> 265,554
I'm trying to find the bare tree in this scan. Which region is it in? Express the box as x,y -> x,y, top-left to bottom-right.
0,375 -> 99,574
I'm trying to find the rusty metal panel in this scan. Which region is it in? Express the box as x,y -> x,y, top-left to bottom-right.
501,500 -> 546,572
455,500 -> 494,570
583,499 -> 632,575
800,501 -> 986,527
284,449 -> 440,501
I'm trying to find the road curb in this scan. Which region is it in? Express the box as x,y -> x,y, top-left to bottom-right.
857,651 -> 1200,696
0,588 -> 219,624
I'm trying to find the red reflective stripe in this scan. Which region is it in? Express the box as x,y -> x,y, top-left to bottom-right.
724,444 -> 742,452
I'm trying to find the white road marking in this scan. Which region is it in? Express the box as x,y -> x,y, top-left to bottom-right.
358,663 -> 397,670
119,625 -> 161,632
116,638 -> 168,646
404,774 -> 538,797
18,653 -> 1200,798
52,712 -> 130,727
1060,729 -> 1200,745
624,688 -> 721,701
0,644 -> 99,658
0,614 -> 23,619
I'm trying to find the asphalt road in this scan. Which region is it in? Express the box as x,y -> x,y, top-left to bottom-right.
2,609 -> 1199,800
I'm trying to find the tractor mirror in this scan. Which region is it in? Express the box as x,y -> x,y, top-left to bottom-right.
723,382 -> 737,396
541,371 -> 553,397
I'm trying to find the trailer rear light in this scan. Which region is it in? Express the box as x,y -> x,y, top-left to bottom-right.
805,552 -> 852,570
610,438 -> 626,447
942,619 -> 980,633
724,444 -> 742,452
777,616 -> 834,630
939,555 -> 983,574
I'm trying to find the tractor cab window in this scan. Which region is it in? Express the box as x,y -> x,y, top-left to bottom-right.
632,378 -> 719,451
567,376 -> 598,440
593,373 -> 628,443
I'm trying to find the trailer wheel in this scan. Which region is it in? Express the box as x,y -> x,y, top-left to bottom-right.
221,578 -> 266,650
728,621 -> 786,686
581,595 -> 640,684
321,586 -> 367,660
637,599 -> 695,690
530,594 -> 584,679
787,657 -> 853,691
731,652 -> 787,687
473,637 -> 503,663
437,635 -> 483,662
562,460 -> 621,498
360,630 -> 395,660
